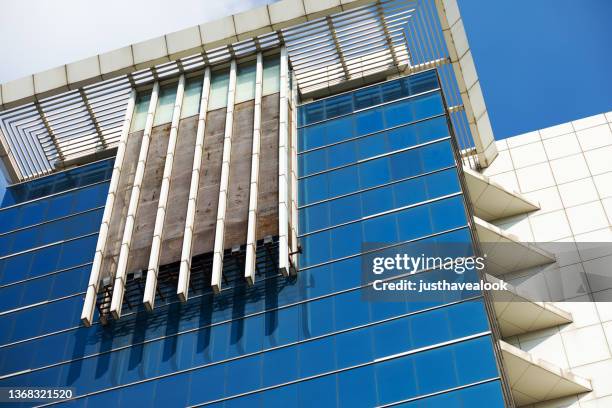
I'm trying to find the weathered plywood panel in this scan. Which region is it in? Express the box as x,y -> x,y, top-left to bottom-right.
224,100 -> 254,248
192,108 -> 226,257
257,93 -> 280,240
159,114 -> 199,266
100,130 -> 143,280
126,122 -> 171,273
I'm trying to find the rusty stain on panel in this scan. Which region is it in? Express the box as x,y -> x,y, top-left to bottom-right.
159,114 -> 199,265
100,130 -> 143,280
126,122 -> 171,273
257,93 -> 280,240
224,100 -> 254,247
191,108 -> 227,256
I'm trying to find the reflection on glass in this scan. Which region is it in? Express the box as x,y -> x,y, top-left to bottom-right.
298,69 -> 439,126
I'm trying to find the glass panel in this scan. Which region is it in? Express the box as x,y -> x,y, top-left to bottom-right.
262,56 -> 280,95
406,69 -> 439,95
299,194 -> 466,267
130,91 -> 151,132
300,101 -> 324,127
298,168 -> 460,234
298,70 -> 440,126
153,83 -> 178,126
381,79 -> 408,102
181,77 -> 203,118
299,140 -> 455,206
384,93 -> 444,128
208,70 -> 230,110
459,381 -> 505,408
324,93 -> 353,118
376,356 -> 418,404
235,62 -> 257,103
0,159 -> 113,208
354,86 -> 382,110
298,93 -> 445,153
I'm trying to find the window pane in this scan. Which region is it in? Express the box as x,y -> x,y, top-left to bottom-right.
208,70 -> 230,110
235,62 -> 257,103
130,91 -> 151,132
376,356 -> 417,404
384,93 -> 444,128
460,381 -> 505,408
338,366 -> 377,408
355,109 -> 384,136
181,77 -> 203,118
324,93 -> 353,119
406,70 -> 439,94
298,375 -> 337,408
300,101 -> 324,126
381,79 -> 407,102
153,83 -> 178,125
263,56 -> 280,96
354,86 -> 381,110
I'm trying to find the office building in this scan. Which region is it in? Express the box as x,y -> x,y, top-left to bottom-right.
0,0 -> 611,406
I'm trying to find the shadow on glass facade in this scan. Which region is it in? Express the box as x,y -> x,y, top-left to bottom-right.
0,71 -> 505,407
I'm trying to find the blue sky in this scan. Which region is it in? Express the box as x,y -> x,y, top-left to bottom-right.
459,0 -> 612,139
1,0 -> 610,193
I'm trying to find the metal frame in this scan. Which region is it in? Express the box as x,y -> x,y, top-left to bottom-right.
244,53 -> 264,285
80,90 -> 136,327
0,0 -> 430,182
177,67 -> 212,302
210,60 -> 237,293
278,46 -> 292,277
109,82 -> 160,319
143,75 -> 186,311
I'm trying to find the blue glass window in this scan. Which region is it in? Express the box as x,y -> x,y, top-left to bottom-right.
299,195 -> 467,267
298,70 -> 440,126
376,356 -> 418,404
338,366 -> 377,408
299,139 -> 455,206
354,86 -> 381,109
325,93 -> 353,118
1,158 -> 113,207
298,93 -> 445,152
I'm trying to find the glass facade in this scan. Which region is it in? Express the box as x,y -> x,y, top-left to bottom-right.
295,70 -> 506,406
0,71 -> 505,407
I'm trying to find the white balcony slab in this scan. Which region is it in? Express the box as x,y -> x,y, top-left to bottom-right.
464,167 -> 539,222
500,340 -> 591,406
475,217 -> 556,276
488,274 -> 572,338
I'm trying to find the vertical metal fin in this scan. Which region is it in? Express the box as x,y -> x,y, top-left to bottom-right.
81,89 -> 136,327
289,70 -> 299,274
278,46 -> 291,276
177,67 -> 212,302
109,82 -> 159,319
211,60 -> 238,293
244,53 -> 264,285
143,75 -> 186,311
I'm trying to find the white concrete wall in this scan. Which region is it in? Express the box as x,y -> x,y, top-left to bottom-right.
482,111 -> 612,407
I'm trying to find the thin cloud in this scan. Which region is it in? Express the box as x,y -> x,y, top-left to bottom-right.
0,0 -> 275,83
